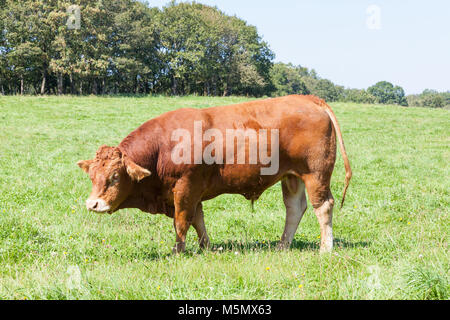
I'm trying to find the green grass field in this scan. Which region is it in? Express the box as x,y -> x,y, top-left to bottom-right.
0,95 -> 448,300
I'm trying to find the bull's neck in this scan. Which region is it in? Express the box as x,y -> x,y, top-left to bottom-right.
118,120 -> 160,171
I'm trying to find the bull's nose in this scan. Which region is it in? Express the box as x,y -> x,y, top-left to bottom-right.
86,199 -> 111,213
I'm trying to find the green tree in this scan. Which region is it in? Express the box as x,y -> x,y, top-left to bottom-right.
110,1 -> 160,94
270,63 -> 310,96
156,2 -> 273,96
0,8 -> 8,94
307,78 -> 341,102
368,81 -> 408,106
157,2 -> 207,95
7,43 -> 44,94
407,90 -> 447,108
421,90 -> 444,108
1,1 -> 43,94
343,88 -> 377,104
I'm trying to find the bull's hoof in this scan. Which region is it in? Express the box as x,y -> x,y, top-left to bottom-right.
172,242 -> 186,254
199,240 -> 211,250
319,245 -> 333,254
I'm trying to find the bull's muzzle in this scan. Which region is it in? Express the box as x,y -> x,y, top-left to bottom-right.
86,199 -> 111,213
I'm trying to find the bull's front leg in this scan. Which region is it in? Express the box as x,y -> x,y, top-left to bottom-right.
172,183 -> 199,254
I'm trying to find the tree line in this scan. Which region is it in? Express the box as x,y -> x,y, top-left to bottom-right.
0,0 -> 448,108
271,63 -> 449,108
407,90 -> 450,109
0,0 -> 273,96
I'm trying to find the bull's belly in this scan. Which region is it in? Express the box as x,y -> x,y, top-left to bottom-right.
201,166 -> 289,201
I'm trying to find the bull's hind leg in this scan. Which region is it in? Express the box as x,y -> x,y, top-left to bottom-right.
304,174 -> 335,253
278,176 -> 307,250
192,203 -> 211,249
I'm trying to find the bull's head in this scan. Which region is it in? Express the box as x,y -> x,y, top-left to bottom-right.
77,145 -> 151,213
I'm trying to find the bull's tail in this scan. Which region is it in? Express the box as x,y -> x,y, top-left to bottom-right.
320,100 -> 352,208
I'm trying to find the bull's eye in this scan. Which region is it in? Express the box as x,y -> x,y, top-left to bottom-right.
109,173 -> 120,186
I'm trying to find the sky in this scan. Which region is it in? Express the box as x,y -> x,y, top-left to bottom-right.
145,0 -> 450,94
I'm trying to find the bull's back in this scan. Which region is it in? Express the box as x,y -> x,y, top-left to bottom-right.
204,95 -> 327,128
203,95 -> 334,160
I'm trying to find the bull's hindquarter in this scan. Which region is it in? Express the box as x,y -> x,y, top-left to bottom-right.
82,95 -> 351,254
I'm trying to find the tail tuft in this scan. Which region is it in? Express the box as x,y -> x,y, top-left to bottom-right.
340,170 -> 352,209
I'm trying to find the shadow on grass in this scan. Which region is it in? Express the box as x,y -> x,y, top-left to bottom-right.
132,238 -> 371,262
205,237 -> 370,253
333,238 -> 371,250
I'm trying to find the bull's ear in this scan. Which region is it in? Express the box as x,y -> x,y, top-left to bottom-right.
77,160 -> 93,174
122,156 -> 151,182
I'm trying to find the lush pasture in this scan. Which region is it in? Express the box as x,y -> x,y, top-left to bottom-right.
0,95 -> 448,300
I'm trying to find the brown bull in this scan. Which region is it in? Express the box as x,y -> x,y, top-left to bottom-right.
77,95 -> 352,253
